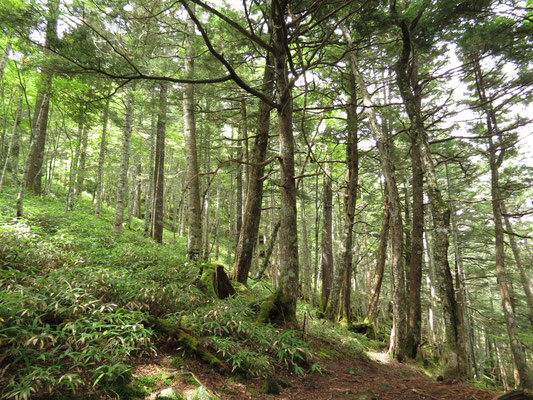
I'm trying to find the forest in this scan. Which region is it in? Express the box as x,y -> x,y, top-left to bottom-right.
0,0 -> 532,399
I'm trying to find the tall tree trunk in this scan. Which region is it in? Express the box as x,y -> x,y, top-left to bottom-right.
112,87 -> 134,236
95,97 -> 110,218
0,92 -> 22,189
502,202 -> 533,324
202,126 -> 211,260
325,56 -> 359,322
319,157 -> 333,316
233,56 -> 274,283
0,41 -> 11,83
183,11 -> 202,259
235,126 -> 243,250
26,91 -> 50,194
75,121 -> 88,195
391,12 -> 464,372
25,0 -> 58,194
152,82 -> 167,243
144,110 -> 156,235
406,130 -> 424,358
66,121 -> 82,211
365,192 -> 390,324
271,0 -> 299,322
300,189 -> 313,302
472,55 -> 533,389
255,219 -> 281,281
16,94 -> 47,217
446,164 -> 477,377
344,29 -> 407,361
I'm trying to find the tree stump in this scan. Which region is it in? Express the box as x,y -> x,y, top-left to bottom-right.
198,263 -> 235,299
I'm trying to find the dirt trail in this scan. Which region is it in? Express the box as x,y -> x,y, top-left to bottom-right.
184,350 -> 500,400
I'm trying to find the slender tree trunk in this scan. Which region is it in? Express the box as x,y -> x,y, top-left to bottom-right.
152,82 -> 167,243
241,99 -> 249,198
66,121 -> 82,211
95,97 -> 110,218
300,190 -> 313,302
366,193 -> 390,324
344,30 -> 407,361
472,55 -> 533,389
75,122 -> 88,195
16,95 -> 47,217
319,157 -> 333,316
255,220 -> 281,281
236,127 -> 243,249
232,59 -> 275,282
446,164 -> 476,377
502,203 -> 533,324
214,182 -> 221,259
325,59 -> 359,322
183,11 -> 202,259
112,87 -> 134,236
144,110 -> 156,235
202,128 -> 211,260
26,91 -> 50,194
392,14 -> 463,371
0,42 -> 11,83
270,0 -> 299,322
26,0 -> 58,194
406,130 -> 424,358
0,92 -> 22,189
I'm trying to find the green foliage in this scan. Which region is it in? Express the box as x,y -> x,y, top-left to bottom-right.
0,189 -> 324,397
184,298 -> 313,377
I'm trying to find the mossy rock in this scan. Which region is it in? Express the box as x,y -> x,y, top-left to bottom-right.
192,386 -> 220,400
198,263 -> 235,299
156,388 -> 186,400
356,389 -> 378,400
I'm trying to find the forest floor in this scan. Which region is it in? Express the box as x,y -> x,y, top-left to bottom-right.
137,345 -> 500,400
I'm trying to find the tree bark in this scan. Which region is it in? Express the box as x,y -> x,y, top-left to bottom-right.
0,92 -> 22,189
324,53 -> 359,322
95,97 -> 110,218
183,11 -> 202,259
112,87 -> 134,236
365,192 -> 390,324
271,0 -> 299,322
232,54 -> 274,284
300,187 -> 313,302
16,94 -> 47,217
152,82 -> 168,243
255,219 -> 281,281
472,55 -> 533,389
406,130 -> 424,358
25,0 -> 58,194
75,121 -> 88,195
144,109 -> 156,235
344,29 -> 407,361
319,157 -> 333,316
66,121 -> 82,211
502,202 -> 533,325
0,41 -> 11,83
391,12 -> 464,372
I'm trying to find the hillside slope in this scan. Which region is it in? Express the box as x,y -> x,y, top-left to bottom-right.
0,188 -> 504,400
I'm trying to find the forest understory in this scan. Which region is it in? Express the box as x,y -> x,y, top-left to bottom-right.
1,0 -> 532,399
0,188 -> 524,400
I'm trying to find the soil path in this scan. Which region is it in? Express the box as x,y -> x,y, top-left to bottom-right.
185,350 -> 500,400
